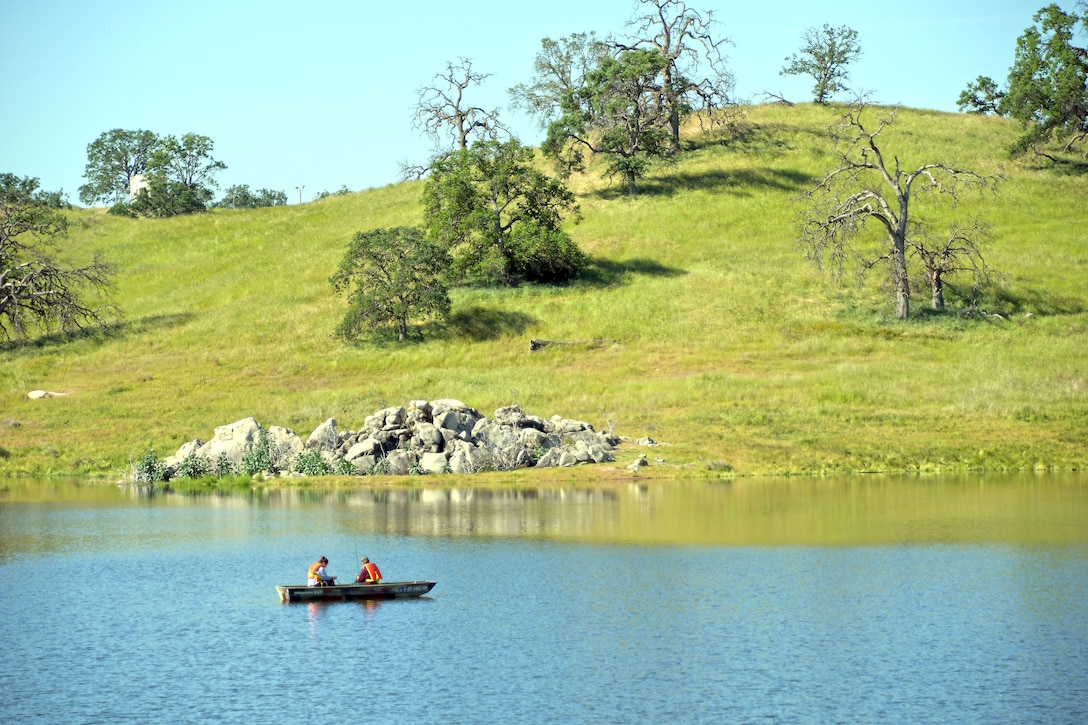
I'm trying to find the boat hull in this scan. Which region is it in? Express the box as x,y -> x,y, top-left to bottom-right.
276,580 -> 435,603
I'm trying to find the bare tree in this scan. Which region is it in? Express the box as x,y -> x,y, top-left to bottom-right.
613,0 -> 736,143
799,104 -> 1000,320
1,174 -> 118,340
411,58 -> 505,155
907,220 -> 994,311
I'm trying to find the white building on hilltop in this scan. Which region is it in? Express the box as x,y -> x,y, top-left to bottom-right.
129,174 -> 149,201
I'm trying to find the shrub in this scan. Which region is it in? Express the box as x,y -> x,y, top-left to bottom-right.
240,428 -> 276,475
107,202 -> 137,217
133,444 -> 167,483
314,185 -> 352,200
214,451 -> 235,477
334,458 -> 358,476
508,224 -> 587,283
294,448 -> 332,476
214,185 -> 287,209
364,456 -> 390,476
176,452 -> 212,479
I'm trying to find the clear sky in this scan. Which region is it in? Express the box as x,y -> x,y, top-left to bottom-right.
0,0 -> 1056,205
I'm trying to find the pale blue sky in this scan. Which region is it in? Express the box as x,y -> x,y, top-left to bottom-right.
0,0 -> 1053,204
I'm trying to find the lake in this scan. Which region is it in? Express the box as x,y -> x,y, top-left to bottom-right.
1,473 -> 1086,723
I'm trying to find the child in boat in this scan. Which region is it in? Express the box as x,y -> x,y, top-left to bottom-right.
308,556 -> 336,586
356,556 -> 382,584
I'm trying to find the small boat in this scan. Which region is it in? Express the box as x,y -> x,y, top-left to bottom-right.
276,580 -> 436,603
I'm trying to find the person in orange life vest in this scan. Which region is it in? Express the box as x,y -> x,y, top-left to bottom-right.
308,556 -> 336,587
356,556 -> 382,584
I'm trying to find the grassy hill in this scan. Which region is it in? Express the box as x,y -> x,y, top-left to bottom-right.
2,104 -> 1086,479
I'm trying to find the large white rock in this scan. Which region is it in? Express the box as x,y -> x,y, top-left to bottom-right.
345,437 -> 381,461
448,442 -> 483,474
419,451 -> 449,474
430,398 -> 471,412
196,418 -> 262,469
385,449 -> 414,475
268,426 -> 304,469
27,390 -> 68,399
307,418 -> 339,452
413,422 -> 444,452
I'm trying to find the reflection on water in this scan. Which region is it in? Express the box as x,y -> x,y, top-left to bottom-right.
331,474 -> 1088,545
1,473 -> 1086,724
2,473 -> 1086,556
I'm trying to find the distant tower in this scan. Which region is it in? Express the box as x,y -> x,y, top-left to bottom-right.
129,174 -> 149,201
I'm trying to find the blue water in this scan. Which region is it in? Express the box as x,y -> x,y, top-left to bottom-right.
1,482 -> 1086,724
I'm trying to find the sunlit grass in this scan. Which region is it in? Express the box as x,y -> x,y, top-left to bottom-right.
2,104 -> 1086,478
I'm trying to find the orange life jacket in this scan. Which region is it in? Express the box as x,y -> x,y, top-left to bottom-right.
361,562 -> 382,583
308,561 -> 323,581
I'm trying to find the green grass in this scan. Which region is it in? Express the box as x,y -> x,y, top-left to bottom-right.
2,104 -> 1086,479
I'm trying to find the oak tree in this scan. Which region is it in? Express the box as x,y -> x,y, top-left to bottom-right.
423,138 -> 584,286
908,220 -> 994,312
79,129 -> 160,206
1,174 -> 117,340
957,75 -> 1008,115
329,227 -> 450,342
509,33 -> 609,129
544,48 -> 678,195
405,58 -> 506,179
799,104 -> 999,320
130,133 -> 226,217
613,0 -> 736,143
781,24 -> 862,104
1004,3 -> 1088,161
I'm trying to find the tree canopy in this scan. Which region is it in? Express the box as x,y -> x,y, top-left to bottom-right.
329,226 -> 451,342
957,75 -> 1008,115
214,185 -> 287,209
544,48 -> 678,195
613,0 -> 736,142
127,133 -> 227,217
1,173 -> 117,340
781,24 -> 862,104
1004,3 -> 1088,160
957,3 -> 1088,163
79,129 -> 159,206
517,3 -> 735,195
509,33 -> 609,129
423,138 -> 585,286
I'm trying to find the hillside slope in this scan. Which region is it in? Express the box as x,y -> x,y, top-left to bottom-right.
2,104 -> 1086,478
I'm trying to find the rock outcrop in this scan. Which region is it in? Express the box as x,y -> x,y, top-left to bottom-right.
163,399 -> 619,478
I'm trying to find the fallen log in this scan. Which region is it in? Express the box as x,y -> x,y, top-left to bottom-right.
529,338 -> 615,351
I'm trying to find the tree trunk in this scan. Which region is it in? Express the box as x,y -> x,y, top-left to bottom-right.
930,269 -> 945,311
892,236 -> 910,320
815,70 -> 830,104
895,282 -> 910,320
663,67 -> 681,144
398,317 -> 407,343
626,169 -> 639,196
892,204 -> 911,320
490,201 -> 514,286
